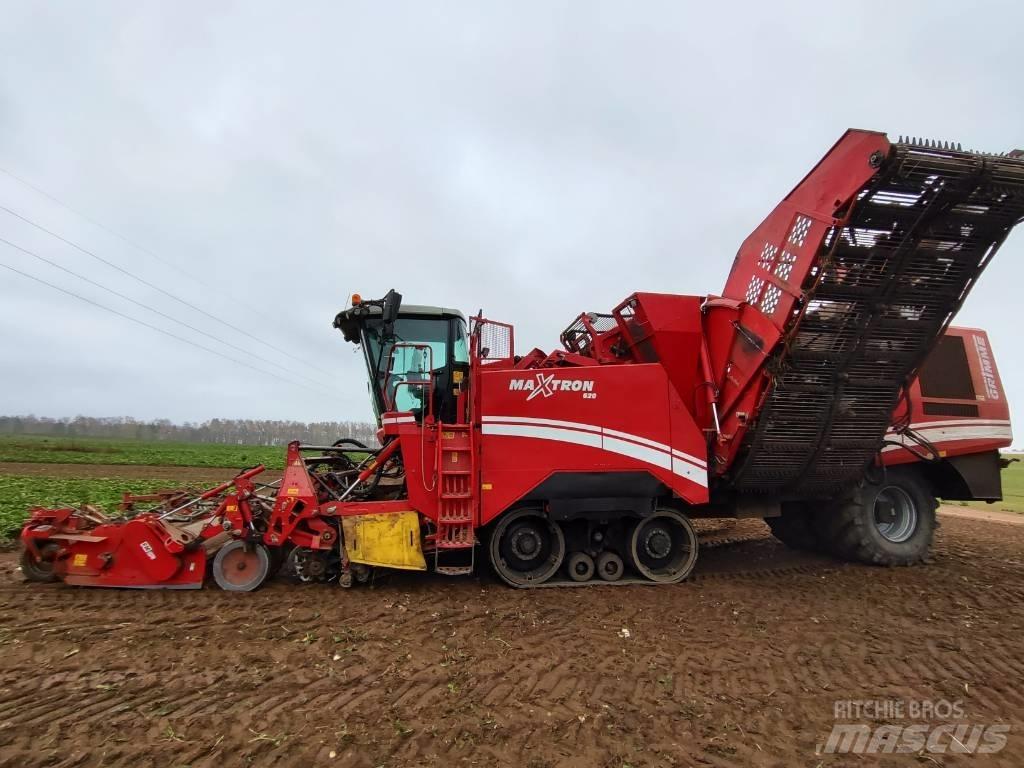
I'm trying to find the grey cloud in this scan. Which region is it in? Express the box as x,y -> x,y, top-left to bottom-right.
0,0 -> 1020,438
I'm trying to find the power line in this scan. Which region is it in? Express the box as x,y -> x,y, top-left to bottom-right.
0,235 -> 336,391
0,260 -> 339,400
0,202 -> 335,377
0,164 -> 280,324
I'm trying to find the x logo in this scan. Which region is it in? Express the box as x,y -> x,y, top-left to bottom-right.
526,373 -> 557,401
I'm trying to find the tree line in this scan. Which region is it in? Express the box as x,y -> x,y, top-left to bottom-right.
0,415 -> 379,446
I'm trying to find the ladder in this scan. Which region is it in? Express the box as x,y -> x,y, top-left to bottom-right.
433,424 -> 475,575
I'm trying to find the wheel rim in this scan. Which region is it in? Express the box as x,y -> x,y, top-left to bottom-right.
214,542 -> 270,591
490,509 -> 565,586
628,510 -> 698,583
874,486 -> 918,543
221,548 -> 261,587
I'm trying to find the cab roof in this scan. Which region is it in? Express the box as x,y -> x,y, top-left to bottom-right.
333,302 -> 466,343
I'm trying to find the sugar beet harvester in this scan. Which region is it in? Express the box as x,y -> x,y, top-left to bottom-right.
21,130 -> 1024,589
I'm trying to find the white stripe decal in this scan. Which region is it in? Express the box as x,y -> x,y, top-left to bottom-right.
382,415 -> 416,425
483,423 -> 603,449
483,415 -> 602,434
481,422 -> 709,488
602,435 -> 672,471
601,426 -> 670,453
483,415 -> 708,470
886,418 -> 1011,434
670,449 -> 706,472
882,425 -> 1013,452
671,455 -> 707,486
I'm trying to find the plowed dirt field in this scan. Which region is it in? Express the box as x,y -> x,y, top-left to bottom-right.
1,514 -> 1022,767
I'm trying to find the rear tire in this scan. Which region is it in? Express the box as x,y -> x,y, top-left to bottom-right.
765,505 -> 821,552
814,468 -> 937,566
20,543 -> 60,583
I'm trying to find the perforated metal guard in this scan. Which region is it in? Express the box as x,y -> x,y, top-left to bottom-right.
476,320 -> 513,364
733,141 -> 1024,496
560,312 -> 617,354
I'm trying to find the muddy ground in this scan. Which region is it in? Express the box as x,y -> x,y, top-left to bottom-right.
0,515 -> 1022,768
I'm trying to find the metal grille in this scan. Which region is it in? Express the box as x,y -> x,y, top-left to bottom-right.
733,140 -> 1024,496
774,250 -> 797,282
758,243 -> 779,269
560,312 -> 616,354
745,276 -> 765,304
788,215 -> 813,247
475,319 -> 513,363
760,284 -> 782,314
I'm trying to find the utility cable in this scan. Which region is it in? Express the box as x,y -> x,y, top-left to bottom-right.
0,260 -> 338,400
0,235 -> 336,391
0,164 -> 287,328
0,202 -> 334,376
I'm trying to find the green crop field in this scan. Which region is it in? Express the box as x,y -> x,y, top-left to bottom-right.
0,476 -> 177,540
0,435 -> 285,469
0,436 -> 1020,542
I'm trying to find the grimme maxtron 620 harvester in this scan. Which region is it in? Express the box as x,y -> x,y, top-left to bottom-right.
21,130 -> 1023,589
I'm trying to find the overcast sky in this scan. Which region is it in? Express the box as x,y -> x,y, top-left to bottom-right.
0,1 -> 1020,440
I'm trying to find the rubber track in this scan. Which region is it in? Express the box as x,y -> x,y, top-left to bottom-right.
507,528 -> 770,588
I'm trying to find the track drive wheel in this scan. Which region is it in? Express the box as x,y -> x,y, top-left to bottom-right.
814,468 -> 936,566
489,508 -> 565,587
627,509 -> 698,583
20,542 -> 60,583
212,540 -> 272,592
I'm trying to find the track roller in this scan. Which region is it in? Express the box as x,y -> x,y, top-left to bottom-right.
595,551 -> 624,582
566,552 -> 595,582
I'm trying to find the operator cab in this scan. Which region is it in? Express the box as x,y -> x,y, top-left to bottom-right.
334,290 -> 469,425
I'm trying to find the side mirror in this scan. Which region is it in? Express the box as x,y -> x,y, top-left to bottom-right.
382,289 -> 402,325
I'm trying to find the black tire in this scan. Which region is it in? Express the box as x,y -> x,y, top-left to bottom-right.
765,504 -> 821,552
20,543 -> 60,583
814,468 -> 937,566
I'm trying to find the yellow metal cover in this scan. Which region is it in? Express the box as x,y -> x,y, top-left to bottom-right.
341,512 -> 426,571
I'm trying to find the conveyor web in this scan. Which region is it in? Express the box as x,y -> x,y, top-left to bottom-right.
733,140 -> 1024,496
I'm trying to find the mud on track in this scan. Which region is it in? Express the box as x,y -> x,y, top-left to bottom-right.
1,516 -> 1023,767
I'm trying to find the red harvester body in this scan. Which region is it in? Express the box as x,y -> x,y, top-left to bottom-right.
20,129 -> 1023,589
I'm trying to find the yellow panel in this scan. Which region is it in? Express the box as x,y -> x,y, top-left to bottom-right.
341,512 -> 426,571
